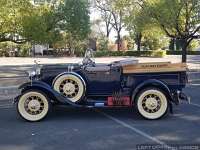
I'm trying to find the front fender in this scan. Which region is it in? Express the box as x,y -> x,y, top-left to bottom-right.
16,81 -> 80,106
132,79 -> 173,102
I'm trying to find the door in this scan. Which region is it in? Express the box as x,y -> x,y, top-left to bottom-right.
82,65 -> 121,96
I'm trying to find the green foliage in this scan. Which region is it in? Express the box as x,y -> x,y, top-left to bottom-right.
0,42 -> 31,57
152,50 -> 166,57
73,40 -> 88,57
0,42 -> 17,57
18,43 -> 31,57
53,0 -> 90,55
141,26 -> 169,50
94,50 -> 166,57
0,49 -> 9,57
143,0 -> 200,37
115,0 -> 200,62
0,0 -> 90,56
22,5 -> 61,44
123,36 -> 134,50
0,0 -> 32,34
97,36 -> 109,51
167,50 -> 200,55
59,0 -> 90,41
188,40 -> 199,51
118,0 -> 168,51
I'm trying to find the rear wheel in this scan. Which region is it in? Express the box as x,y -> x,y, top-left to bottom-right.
17,90 -> 50,122
135,88 -> 168,120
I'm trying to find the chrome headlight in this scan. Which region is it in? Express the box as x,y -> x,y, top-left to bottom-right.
28,70 -> 36,77
28,68 -> 41,77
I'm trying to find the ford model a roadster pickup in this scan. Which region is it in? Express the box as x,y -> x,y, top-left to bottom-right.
14,49 -> 189,122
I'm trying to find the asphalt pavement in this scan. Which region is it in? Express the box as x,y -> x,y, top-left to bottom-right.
0,84 -> 200,150
0,56 -> 200,150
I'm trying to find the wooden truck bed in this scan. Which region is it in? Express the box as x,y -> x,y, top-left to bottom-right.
122,62 -> 187,74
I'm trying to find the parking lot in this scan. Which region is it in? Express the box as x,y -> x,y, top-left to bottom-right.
0,82 -> 200,150
0,57 -> 200,150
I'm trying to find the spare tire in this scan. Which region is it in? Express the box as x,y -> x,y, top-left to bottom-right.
53,73 -> 86,103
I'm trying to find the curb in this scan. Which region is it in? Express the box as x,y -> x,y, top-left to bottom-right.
0,86 -> 19,95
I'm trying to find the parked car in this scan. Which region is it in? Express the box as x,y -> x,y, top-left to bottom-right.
14,49 -> 189,122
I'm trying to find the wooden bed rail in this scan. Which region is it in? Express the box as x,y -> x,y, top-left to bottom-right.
122,62 -> 187,74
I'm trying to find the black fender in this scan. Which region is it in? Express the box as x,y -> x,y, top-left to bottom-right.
15,81 -> 81,107
131,79 -> 174,113
132,79 -> 174,103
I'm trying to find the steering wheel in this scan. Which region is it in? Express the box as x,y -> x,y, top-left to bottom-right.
82,48 -> 95,66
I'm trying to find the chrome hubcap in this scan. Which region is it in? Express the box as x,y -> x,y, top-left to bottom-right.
146,98 -> 158,109
28,100 -> 40,111
59,79 -> 79,98
24,96 -> 44,115
63,83 -> 75,95
142,94 -> 161,113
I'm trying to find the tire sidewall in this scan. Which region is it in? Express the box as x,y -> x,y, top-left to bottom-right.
17,90 -> 51,122
135,88 -> 169,120
53,73 -> 86,103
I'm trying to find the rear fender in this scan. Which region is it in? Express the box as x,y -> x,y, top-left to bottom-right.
15,81 -> 80,106
132,79 -> 173,103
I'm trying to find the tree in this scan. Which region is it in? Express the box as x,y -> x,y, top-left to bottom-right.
58,0 -> 90,55
21,4 -> 61,56
22,5 -> 60,44
95,0 -> 125,51
124,8 -> 144,51
95,0 -> 113,38
0,0 -> 32,44
115,0 -> 150,51
139,0 -> 200,62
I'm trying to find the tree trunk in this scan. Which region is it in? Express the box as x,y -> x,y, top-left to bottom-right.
136,33 -> 142,51
117,32 -> 121,51
106,28 -> 110,38
180,39 -> 188,63
32,43 -> 35,57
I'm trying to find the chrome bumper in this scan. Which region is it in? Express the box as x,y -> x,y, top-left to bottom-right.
176,91 -> 190,104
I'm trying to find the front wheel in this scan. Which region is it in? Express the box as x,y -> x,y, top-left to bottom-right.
135,88 -> 168,120
17,90 -> 50,122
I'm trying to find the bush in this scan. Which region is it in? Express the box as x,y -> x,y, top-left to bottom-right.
97,36 -> 109,51
94,50 -> 166,57
152,50 -> 166,57
0,49 -> 9,57
188,40 -> 199,51
18,43 -> 31,57
166,50 -> 200,55
94,50 -> 111,57
74,48 -> 85,57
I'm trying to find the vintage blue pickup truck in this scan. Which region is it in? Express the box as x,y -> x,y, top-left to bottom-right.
14,49 -> 189,122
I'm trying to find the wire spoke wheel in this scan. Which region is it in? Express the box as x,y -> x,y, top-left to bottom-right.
136,88 -> 168,120
17,90 -> 49,122
53,73 -> 85,103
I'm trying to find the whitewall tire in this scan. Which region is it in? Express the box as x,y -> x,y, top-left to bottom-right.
53,73 -> 85,103
17,90 -> 50,122
136,88 -> 168,120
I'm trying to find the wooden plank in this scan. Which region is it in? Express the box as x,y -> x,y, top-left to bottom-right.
123,62 -> 187,74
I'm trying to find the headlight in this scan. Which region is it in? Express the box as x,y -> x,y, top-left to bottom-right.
28,70 -> 36,77
28,68 -> 41,77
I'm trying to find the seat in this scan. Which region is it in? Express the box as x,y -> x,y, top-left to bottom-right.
111,59 -> 138,67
